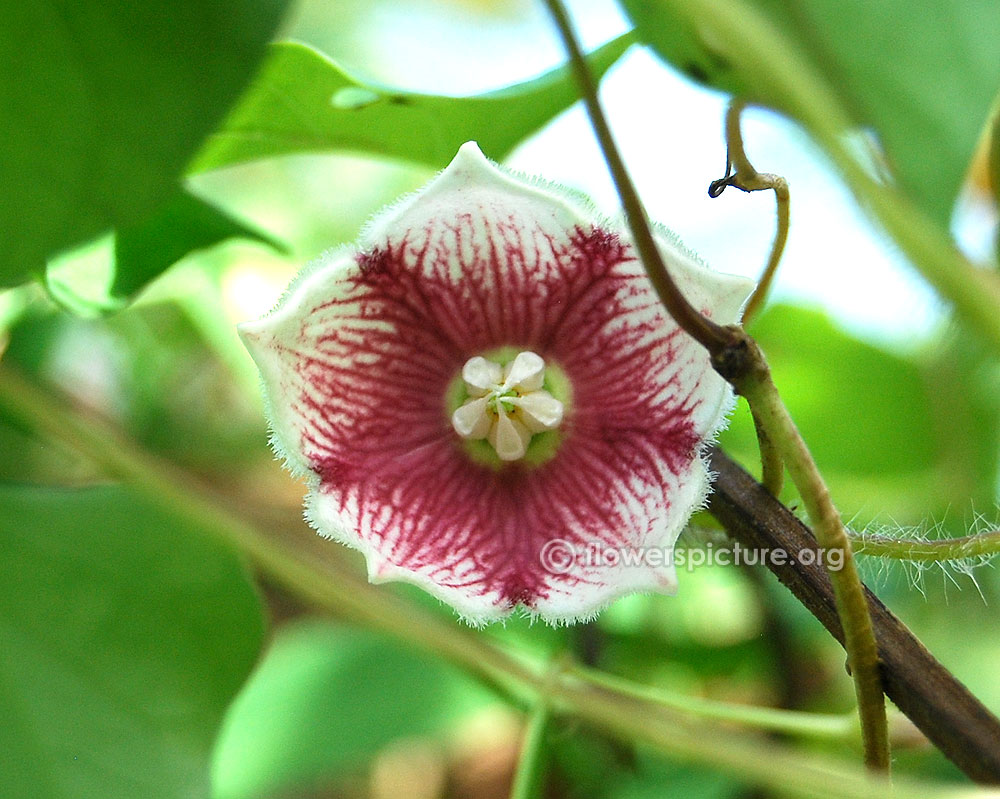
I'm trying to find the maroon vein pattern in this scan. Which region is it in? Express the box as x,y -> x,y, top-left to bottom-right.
242,144 -> 751,622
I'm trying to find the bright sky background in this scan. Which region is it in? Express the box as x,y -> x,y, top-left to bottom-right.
295,0 -> 999,350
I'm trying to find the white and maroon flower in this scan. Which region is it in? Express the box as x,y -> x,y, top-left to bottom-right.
239,142 -> 753,624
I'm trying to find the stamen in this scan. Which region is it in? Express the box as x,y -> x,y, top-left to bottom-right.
451,350 -> 564,462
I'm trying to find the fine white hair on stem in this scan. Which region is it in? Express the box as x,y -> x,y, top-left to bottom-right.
850,509 -> 999,602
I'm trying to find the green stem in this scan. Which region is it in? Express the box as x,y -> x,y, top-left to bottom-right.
571,667 -> 857,741
666,0 -> 1000,353
0,363 -> 959,799
738,359 -> 889,771
851,530 -> 1000,562
509,701 -> 551,799
713,99 -> 790,324
751,403 -> 784,496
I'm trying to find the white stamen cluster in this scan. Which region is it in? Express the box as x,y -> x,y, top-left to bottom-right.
451,351 -> 564,462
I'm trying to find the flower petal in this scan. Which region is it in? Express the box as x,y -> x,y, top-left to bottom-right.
502,350 -> 545,392
452,396 -> 491,439
488,407 -> 532,461
509,390 -> 563,433
462,356 -> 502,396
241,141 -> 755,624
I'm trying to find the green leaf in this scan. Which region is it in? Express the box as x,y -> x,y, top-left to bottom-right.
990,110 -> 1000,263
0,485 -> 265,799
921,326 -> 1000,520
0,0 -> 289,287
190,33 -> 636,173
212,619 -> 493,799
992,111 -> 1000,206
112,189 -> 286,301
609,759 -> 739,799
38,190 -> 285,316
620,0 -> 1000,224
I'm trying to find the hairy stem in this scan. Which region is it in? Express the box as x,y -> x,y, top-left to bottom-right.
751,404 -> 785,495
851,530 -> 1000,562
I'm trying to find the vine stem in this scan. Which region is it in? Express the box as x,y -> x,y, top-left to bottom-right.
751,404 -> 784,495
569,667 -> 858,741
508,699 -> 551,799
540,0 -> 889,771
714,99 -> 788,495
851,530 -> 1000,562
707,447 -> 1000,783
0,364 -> 939,799
736,356 -> 890,770
709,99 -> 790,324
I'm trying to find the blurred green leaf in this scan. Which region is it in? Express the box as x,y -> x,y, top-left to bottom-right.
718,305 -> 949,521
0,485 -> 265,799
190,33 -> 635,173
991,111 -> 1000,208
620,0 -> 1000,224
609,758 -> 739,799
991,110 -> 1000,263
0,0 -> 289,287
112,190 -> 286,302
548,724 -> 740,799
212,619 -> 494,799
726,305 -> 937,472
921,326 -> 1000,521
549,723 -> 635,798
1,300 -> 272,476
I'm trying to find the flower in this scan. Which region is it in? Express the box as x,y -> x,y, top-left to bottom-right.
239,142 -> 753,624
